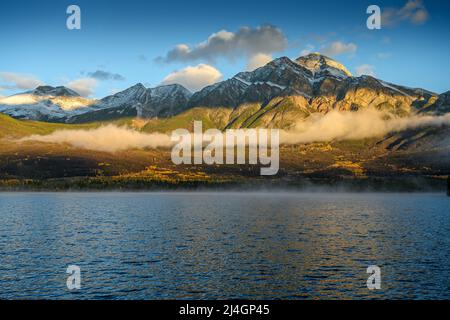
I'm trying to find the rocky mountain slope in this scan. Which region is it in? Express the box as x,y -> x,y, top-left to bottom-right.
0,86 -> 97,122
188,53 -> 438,128
66,83 -> 193,123
381,89 -> 450,154
0,54 -> 445,128
0,83 -> 192,123
419,90 -> 450,115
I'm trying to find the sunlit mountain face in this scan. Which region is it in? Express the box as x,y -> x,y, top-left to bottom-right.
0,54 -> 446,125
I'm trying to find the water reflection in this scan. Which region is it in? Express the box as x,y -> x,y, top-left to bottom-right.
0,192 -> 448,299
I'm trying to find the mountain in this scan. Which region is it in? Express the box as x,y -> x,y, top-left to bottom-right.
30,85 -> 80,97
189,54 -> 441,129
0,83 -> 192,123
66,83 -> 192,123
65,83 -> 151,123
383,125 -> 450,153
418,90 -> 450,115
0,54 -> 443,127
295,53 -> 352,78
381,90 -> 450,156
189,56 -> 313,109
0,85 -> 97,122
189,54 -> 437,129
142,84 -> 193,117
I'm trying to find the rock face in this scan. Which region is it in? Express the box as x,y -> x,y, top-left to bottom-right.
194,55 -> 433,109
189,56 -> 314,109
141,84 -> 193,118
67,83 -> 192,123
95,83 -> 151,111
419,91 -> 450,115
190,53 -> 362,110
189,53 -> 438,128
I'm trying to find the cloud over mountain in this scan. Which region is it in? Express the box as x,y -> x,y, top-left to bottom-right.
65,78 -> 98,97
161,64 -> 222,92
355,64 -> 376,77
322,41 -> 357,57
156,25 -> 287,63
246,53 -> 273,71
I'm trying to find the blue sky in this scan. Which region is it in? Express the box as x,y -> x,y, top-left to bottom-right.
0,0 -> 449,98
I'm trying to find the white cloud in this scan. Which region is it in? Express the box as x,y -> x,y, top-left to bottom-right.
17,111 -> 450,152
382,0 -> 429,26
281,110 -> 450,144
247,53 -> 273,71
157,25 -> 287,63
161,64 -> 222,92
0,72 -> 44,90
322,41 -> 357,57
65,78 -> 98,97
18,125 -> 173,153
355,64 -> 376,77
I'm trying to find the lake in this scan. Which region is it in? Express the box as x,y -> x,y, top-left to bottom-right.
0,192 -> 448,299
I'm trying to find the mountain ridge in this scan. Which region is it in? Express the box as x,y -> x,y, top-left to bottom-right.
0,54 -> 446,127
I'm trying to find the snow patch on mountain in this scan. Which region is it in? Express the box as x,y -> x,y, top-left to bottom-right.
295,53 -> 352,78
0,86 -> 98,121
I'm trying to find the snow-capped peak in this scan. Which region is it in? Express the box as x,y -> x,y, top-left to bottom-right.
149,84 -> 192,99
295,53 -> 352,78
0,87 -> 96,121
94,83 -> 149,109
121,83 -> 147,95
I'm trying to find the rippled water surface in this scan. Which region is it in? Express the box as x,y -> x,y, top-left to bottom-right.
0,192 -> 448,299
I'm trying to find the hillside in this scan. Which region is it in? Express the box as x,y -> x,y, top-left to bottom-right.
0,113 -> 91,138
